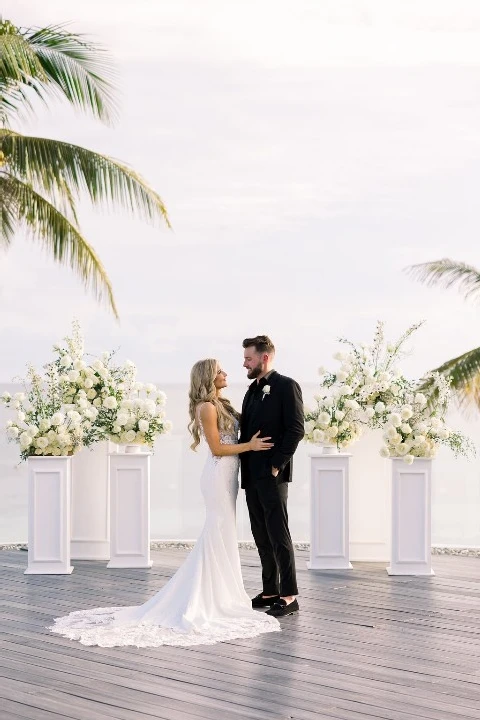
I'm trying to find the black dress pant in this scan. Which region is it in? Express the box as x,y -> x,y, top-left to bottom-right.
245,477 -> 298,597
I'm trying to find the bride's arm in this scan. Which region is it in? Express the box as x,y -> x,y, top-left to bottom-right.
200,403 -> 272,457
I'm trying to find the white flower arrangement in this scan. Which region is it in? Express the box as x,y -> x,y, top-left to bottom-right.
304,392 -> 363,450
378,373 -> 474,463
1,321 -> 172,458
305,321 -> 474,460
106,383 -> 171,447
1,364 -> 91,460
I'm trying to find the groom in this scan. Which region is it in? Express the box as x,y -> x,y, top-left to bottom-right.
240,335 -> 304,617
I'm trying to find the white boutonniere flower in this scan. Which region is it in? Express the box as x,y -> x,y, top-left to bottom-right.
262,385 -> 271,401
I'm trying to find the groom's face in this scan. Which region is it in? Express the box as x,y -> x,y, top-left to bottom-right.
243,347 -> 264,379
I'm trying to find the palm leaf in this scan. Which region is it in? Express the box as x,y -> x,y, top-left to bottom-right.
0,173 -> 118,317
418,346 -> 480,411
24,23 -> 118,124
406,259 -> 480,303
0,20 -> 117,124
1,131 -> 170,226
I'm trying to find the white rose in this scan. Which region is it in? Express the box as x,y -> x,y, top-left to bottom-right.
36,437 -> 49,449
404,455 -> 414,465
57,434 -> 70,447
364,407 -> 375,419
396,444 -> 409,456
1,391 -> 12,401
27,425 -> 39,437
386,425 -> 399,439
121,399 -> 134,411
87,389 -> 97,400
414,393 -> 427,405
327,425 -> 338,438
124,429 -> 136,443
93,398 -> 102,407
6,426 -> 19,439
103,396 -> 118,410
379,446 -> 390,458
430,417 -> 442,429
400,423 -> 412,434
112,425 -> 122,434
323,396 -> 334,408
67,410 -> 82,423
67,370 -> 80,382
340,385 -> 353,396
47,429 -> 57,441
413,434 -> 426,446
390,433 -> 402,445
145,383 -> 156,393
144,399 -> 156,415
133,382 -> 144,392
400,406 -> 413,420
16,411 -> 26,423
60,355 -> 73,368
138,419 -> 149,433
51,413 -> 65,426
312,429 -> 325,443
415,421 -> 428,434
374,402 -> 385,414
19,432 -> 32,448
39,419 -> 51,432
318,411 -> 331,426
336,371 -> 348,382
388,413 -> 402,427
92,360 -> 105,372
304,420 -> 315,434
334,410 -> 345,421
155,391 -> 167,406
73,359 -> 86,371
84,378 -> 94,389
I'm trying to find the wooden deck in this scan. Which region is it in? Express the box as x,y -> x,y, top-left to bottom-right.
1,548 -> 479,720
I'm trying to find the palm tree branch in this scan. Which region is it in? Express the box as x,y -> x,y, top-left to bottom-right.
419,346 -> 480,411
406,259 -> 480,303
1,131 -> 170,226
0,173 -> 118,317
23,23 -> 119,124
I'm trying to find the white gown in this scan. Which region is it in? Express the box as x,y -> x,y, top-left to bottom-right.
49,420 -> 280,647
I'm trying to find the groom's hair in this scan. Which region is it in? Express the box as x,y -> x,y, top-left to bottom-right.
242,335 -> 275,355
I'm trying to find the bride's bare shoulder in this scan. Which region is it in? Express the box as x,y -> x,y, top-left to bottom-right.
198,402 -> 217,420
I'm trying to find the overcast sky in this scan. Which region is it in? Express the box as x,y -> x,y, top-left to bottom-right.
2,0 -> 480,387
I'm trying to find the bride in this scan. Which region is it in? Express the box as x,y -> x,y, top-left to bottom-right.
50,359 -> 281,647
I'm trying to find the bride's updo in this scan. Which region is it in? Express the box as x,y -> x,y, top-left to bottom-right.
188,358 -> 240,451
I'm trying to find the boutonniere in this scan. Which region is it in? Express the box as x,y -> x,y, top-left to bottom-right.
262,385 -> 271,401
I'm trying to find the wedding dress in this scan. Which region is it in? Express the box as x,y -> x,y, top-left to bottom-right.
49,418 -> 280,647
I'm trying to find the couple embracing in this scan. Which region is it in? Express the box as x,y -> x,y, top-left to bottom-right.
51,335 -> 304,647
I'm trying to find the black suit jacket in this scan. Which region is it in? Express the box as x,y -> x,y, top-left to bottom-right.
239,371 -> 304,489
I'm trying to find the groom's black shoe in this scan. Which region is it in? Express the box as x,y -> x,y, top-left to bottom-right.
266,598 -> 299,617
251,593 -> 280,608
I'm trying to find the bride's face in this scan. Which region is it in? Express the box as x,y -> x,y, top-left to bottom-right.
214,366 -> 228,391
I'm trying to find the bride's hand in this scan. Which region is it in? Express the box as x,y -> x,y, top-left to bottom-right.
249,430 -> 274,452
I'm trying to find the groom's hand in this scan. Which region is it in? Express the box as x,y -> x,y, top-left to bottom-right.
271,467 -> 279,477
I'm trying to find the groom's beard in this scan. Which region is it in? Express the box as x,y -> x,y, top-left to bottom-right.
247,363 -> 263,380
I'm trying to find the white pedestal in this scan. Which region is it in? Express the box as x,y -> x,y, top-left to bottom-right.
307,451 -> 353,570
107,451 -> 152,568
25,456 -> 73,575
388,458 -> 434,576
70,442 -> 110,560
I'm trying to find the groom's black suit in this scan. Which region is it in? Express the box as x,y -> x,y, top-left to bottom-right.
240,371 -> 304,597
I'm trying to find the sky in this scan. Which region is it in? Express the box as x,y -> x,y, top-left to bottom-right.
2,0 -> 480,388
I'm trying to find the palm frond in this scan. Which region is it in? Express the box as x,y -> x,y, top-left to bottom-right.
406,259 -> 480,303
1,131 -> 170,226
0,30 -> 45,82
418,346 -> 480,411
24,23 -> 118,124
0,173 -> 118,317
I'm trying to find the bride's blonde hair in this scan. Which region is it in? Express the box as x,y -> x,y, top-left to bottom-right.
188,358 -> 240,451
